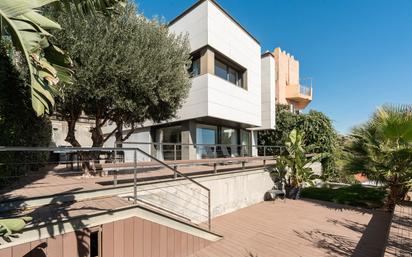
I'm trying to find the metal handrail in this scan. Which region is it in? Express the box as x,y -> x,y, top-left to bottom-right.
0,146 -> 212,230
0,146 -> 210,191
121,141 -> 282,148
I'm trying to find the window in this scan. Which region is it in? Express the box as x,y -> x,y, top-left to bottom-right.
189,54 -> 201,77
214,58 -> 244,88
215,59 -> 227,80
241,130 -> 251,156
196,124 -> 217,159
221,127 -> 239,157
161,126 -> 182,160
90,231 -> 100,257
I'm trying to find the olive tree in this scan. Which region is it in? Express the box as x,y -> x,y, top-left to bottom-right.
53,3 -> 191,147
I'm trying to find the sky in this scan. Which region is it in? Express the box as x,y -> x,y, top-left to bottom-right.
135,0 -> 412,134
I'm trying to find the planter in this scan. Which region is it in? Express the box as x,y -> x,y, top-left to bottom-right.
285,186 -> 302,200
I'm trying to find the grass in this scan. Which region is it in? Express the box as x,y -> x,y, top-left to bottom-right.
300,184 -> 387,209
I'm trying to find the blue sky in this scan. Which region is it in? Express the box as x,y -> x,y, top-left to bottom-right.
135,0 -> 412,134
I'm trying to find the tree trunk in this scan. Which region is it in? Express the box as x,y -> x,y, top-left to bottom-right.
91,125 -> 104,147
387,183 -> 402,212
85,117 -> 106,177
115,121 -> 123,146
65,118 -> 81,147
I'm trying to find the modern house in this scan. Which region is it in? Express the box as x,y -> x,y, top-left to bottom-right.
0,1 -> 285,257
106,0 -> 276,161
272,47 -> 313,111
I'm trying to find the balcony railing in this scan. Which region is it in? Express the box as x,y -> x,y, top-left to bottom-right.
300,85 -> 312,97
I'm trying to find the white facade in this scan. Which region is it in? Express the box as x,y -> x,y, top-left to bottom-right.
104,0 -> 276,160
260,53 -> 277,129
169,0 -> 264,128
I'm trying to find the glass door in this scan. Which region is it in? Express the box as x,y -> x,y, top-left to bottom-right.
196,124 -> 217,159
162,126 -> 182,160
241,130 -> 251,157
221,127 -> 238,157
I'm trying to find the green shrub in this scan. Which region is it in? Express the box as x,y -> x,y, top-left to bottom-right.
300,184 -> 387,208
0,42 -> 52,187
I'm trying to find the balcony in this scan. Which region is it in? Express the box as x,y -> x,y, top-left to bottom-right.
285,84 -> 313,109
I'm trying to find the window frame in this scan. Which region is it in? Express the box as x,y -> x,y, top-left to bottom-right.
214,56 -> 245,89
188,53 -> 201,77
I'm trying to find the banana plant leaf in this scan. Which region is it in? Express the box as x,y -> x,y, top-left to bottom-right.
0,0 -> 125,116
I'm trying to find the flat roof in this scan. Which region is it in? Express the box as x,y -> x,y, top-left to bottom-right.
168,0 -> 260,45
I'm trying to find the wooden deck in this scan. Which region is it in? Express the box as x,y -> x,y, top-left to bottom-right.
0,158 -> 275,201
385,202 -> 412,257
191,200 -> 393,257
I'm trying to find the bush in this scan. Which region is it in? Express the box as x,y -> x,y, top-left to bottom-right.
258,105 -> 339,180
0,42 -> 52,186
300,184 -> 387,209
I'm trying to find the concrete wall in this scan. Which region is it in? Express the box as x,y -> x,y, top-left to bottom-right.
204,169 -> 273,218
135,169 -> 274,223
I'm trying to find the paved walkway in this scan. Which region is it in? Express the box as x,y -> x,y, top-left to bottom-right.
385,202 -> 412,257
192,200 -> 393,257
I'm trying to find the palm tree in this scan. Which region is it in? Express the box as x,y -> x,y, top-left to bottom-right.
345,104 -> 412,211
0,0 -> 125,116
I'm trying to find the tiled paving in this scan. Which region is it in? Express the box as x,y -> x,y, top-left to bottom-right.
385,203 -> 412,257
192,200 -> 393,257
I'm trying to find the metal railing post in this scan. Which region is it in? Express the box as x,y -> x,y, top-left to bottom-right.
133,150 -> 137,204
208,190 -> 211,231
174,144 -> 177,161
114,144 -> 118,187
264,146 -> 267,157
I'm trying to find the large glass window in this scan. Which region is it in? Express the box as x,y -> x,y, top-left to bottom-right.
161,126 -> 182,160
196,124 -> 217,159
214,58 -> 244,88
241,130 -> 251,156
221,127 -> 238,157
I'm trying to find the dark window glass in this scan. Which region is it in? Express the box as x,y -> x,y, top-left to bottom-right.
214,58 -> 244,88
228,67 -> 238,85
215,59 -> 228,80
90,231 -> 99,257
189,55 -> 201,77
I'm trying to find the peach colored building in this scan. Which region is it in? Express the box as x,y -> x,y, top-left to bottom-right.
273,47 -> 313,111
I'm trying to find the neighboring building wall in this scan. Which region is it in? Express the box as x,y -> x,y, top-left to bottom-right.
273,47 -> 312,110
105,127 -> 153,162
0,217 -> 211,257
51,118 -> 93,147
274,47 -> 300,106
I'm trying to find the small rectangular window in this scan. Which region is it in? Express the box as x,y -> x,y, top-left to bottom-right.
214,57 -> 245,89
90,231 -> 100,257
189,54 -> 201,77
215,59 -> 227,80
